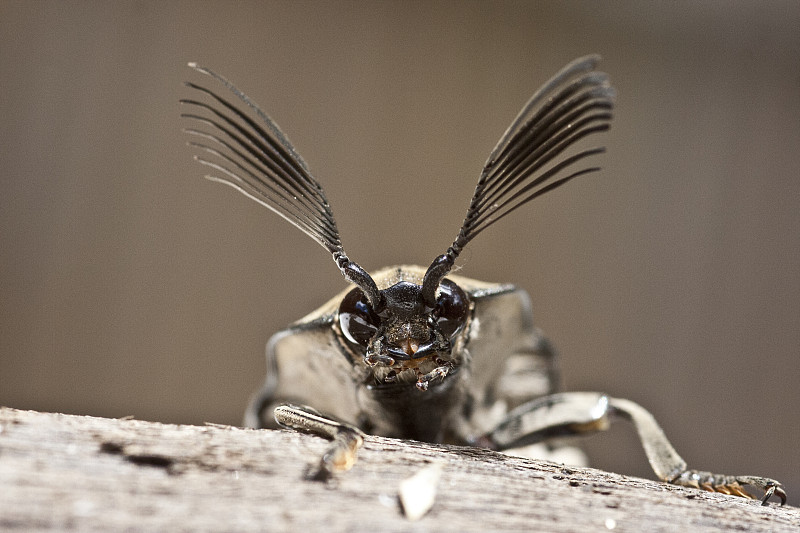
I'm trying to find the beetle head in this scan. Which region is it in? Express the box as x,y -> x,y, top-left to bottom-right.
338,276 -> 470,390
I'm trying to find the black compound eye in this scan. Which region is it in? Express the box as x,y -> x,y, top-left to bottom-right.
435,279 -> 469,338
338,287 -> 381,347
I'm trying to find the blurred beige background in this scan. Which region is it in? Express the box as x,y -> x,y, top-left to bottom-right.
1,1 -> 798,501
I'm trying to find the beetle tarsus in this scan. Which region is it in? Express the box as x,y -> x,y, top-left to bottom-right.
671,470 -> 786,506
318,426 -> 364,476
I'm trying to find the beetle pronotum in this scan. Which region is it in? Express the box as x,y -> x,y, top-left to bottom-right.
181,56 -> 785,505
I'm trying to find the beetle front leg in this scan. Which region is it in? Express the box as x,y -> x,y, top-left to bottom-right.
274,404 -> 365,481
480,392 -> 786,505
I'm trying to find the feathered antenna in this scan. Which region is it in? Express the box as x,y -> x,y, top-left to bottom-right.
180,63 -> 381,309
422,55 -> 615,306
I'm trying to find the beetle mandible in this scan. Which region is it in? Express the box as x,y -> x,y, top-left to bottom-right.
181,56 -> 785,505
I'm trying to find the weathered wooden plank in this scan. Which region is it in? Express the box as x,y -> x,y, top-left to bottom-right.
0,407 -> 796,532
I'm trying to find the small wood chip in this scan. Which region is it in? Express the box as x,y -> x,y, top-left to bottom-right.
399,462 -> 444,521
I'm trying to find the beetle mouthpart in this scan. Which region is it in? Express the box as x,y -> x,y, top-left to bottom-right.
365,353 -> 395,367
416,366 -> 451,391
367,352 -> 458,388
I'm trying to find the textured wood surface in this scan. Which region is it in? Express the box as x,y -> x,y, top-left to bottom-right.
0,407 -> 797,532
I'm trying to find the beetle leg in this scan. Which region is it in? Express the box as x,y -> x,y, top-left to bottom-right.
274,404 -> 366,481
480,392 -> 786,505
478,392 -> 611,450
608,397 -> 786,506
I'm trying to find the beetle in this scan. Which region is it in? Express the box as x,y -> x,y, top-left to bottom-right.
181,56 -> 785,505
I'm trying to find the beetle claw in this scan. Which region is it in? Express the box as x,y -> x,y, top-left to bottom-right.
730,476 -> 786,506
757,480 -> 787,506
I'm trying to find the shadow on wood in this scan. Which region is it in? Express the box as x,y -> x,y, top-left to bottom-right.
0,407 -> 797,532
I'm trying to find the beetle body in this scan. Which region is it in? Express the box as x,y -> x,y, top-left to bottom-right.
182,56 -> 785,505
